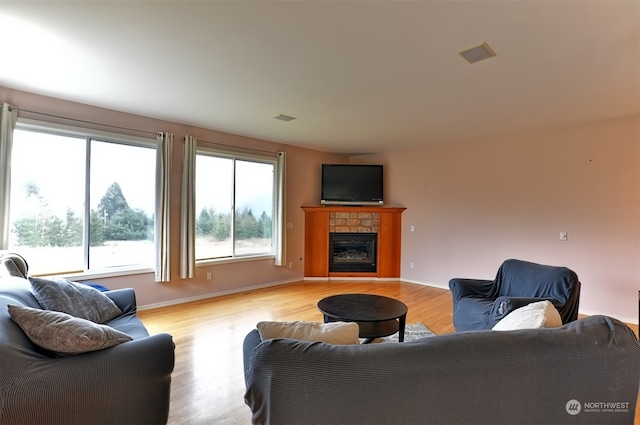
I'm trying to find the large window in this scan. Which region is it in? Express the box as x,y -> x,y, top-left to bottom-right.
195,151 -> 276,261
8,123 -> 155,275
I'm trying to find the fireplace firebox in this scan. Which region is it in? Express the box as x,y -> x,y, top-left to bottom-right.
329,233 -> 377,273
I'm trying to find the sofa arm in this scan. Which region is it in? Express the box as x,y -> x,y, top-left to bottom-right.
105,288 -> 137,314
448,278 -> 494,302
243,329 -> 263,388
2,333 -> 175,424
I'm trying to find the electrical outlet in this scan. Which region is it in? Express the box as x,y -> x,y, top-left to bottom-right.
206,272 -> 212,280
410,225 -> 415,232
409,262 -> 414,269
560,232 -> 568,241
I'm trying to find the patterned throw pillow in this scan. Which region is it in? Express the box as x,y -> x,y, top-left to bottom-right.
29,276 -> 123,324
8,304 -> 132,354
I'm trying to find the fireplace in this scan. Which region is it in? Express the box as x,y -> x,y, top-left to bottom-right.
329,233 -> 377,273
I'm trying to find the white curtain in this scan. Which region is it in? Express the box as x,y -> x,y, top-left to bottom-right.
155,132 -> 173,282
180,135 -> 196,279
0,103 -> 18,249
274,151 -> 286,266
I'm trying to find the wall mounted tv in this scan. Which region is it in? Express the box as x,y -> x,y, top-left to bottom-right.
321,164 -> 384,206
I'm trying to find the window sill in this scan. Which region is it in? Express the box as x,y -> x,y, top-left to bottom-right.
47,266 -> 155,281
197,254 -> 275,267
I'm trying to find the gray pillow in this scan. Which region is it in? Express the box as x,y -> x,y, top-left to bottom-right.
29,276 -> 123,324
8,304 -> 132,354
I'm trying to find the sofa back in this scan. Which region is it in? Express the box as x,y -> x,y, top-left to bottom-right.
495,258 -> 579,301
244,315 -> 639,425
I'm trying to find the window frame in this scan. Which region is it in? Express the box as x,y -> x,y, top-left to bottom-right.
9,118 -> 157,279
194,146 -> 279,265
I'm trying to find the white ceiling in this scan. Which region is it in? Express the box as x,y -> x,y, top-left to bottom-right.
1,1 -> 638,155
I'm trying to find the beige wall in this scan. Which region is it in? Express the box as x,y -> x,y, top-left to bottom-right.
3,88 -> 638,324
361,115 -> 640,323
1,88 -> 346,307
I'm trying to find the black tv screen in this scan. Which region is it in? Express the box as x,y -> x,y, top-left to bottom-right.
321,164 -> 384,206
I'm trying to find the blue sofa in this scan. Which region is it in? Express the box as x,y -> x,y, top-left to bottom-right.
449,259 -> 581,331
243,315 -> 639,425
0,255 -> 175,424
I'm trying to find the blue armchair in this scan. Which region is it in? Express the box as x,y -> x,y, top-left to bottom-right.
449,259 -> 581,331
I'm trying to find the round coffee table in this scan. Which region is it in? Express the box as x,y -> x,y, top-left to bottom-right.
317,294 -> 408,343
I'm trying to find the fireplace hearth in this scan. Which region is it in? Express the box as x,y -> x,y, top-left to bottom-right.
329,233 -> 377,273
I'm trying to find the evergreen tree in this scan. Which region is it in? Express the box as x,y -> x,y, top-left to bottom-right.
107,208 -> 149,240
259,211 -> 272,238
89,210 -> 106,246
97,182 -> 129,218
196,207 -> 214,235
214,212 -> 231,241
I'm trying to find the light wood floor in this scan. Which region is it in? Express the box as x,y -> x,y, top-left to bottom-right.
137,280 -> 639,425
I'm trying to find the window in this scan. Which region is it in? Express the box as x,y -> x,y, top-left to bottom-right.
8,122 -> 156,275
195,151 -> 276,261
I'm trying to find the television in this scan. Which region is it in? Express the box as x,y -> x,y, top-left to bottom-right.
321,164 -> 384,206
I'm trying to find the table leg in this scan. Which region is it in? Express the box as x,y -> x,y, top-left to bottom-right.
398,314 -> 406,342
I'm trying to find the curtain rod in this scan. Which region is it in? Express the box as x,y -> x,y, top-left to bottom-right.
9,105 -> 282,155
10,106 -> 158,138
187,137 -> 279,156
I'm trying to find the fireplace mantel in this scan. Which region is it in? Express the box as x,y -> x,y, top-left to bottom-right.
301,206 -> 406,278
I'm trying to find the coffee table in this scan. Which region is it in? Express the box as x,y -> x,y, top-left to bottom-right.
317,294 -> 408,343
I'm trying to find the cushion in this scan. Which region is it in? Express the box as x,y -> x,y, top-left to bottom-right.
8,304 -> 132,354
0,253 -> 29,278
492,300 -> 563,331
29,276 -> 122,324
257,320 -> 360,345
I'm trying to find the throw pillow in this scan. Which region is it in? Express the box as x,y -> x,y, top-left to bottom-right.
29,276 -> 123,324
8,304 -> 132,354
0,253 -> 29,278
257,320 -> 360,345
492,300 -> 563,331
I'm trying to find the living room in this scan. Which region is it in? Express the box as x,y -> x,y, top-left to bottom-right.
0,1 -> 638,423
1,0 -> 638,324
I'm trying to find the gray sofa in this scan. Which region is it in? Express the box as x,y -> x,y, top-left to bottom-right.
244,315 -> 639,425
0,261 -> 175,424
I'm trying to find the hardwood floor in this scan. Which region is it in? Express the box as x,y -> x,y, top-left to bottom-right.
137,280 -> 639,425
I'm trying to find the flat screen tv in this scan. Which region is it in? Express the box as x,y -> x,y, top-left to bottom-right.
321,164 -> 384,206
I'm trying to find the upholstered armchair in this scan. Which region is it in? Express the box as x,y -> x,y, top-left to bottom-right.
449,259 -> 581,331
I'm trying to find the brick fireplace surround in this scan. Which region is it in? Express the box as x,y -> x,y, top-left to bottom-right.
329,211 -> 379,233
302,206 -> 406,278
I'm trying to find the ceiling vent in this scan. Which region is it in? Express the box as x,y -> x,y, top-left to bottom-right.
274,114 -> 296,122
458,42 -> 496,64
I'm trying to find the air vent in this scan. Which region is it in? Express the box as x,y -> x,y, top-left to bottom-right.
274,114 -> 296,122
458,42 -> 496,64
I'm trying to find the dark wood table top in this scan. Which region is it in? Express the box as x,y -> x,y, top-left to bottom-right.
317,293 -> 407,323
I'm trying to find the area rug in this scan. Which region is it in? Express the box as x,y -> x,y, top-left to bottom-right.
364,322 -> 435,344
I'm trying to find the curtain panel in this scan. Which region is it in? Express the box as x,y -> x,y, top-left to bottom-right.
0,103 -> 18,249
155,132 -> 173,282
274,151 -> 286,266
180,135 -> 196,279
